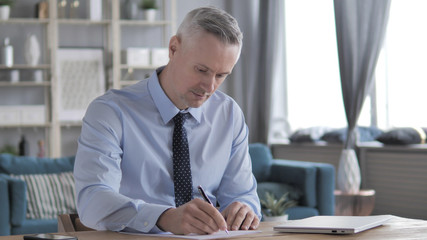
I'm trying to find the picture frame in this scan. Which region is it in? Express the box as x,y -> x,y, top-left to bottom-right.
56,48 -> 105,122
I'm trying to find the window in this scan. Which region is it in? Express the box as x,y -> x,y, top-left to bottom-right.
269,0 -> 427,143
375,0 -> 427,128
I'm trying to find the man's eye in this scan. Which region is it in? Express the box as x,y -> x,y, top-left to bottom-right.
196,66 -> 207,72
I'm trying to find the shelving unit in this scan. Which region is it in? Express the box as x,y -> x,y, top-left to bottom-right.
0,0 -> 176,157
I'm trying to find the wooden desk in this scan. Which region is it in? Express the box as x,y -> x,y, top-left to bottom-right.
1,216 -> 426,240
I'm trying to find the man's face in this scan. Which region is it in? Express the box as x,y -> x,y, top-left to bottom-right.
163,32 -> 240,109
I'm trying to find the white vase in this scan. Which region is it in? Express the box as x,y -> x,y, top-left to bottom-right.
337,149 -> 361,194
263,214 -> 289,222
143,9 -> 156,21
25,34 -> 41,66
0,5 -> 11,20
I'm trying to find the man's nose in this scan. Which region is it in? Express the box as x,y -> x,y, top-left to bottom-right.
200,75 -> 215,93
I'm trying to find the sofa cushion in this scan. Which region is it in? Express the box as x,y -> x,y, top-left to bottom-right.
289,127 -> 332,143
0,176 -> 10,235
0,154 -> 75,175
249,143 -> 273,182
11,219 -> 58,235
376,127 -> 427,145
321,126 -> 383,143
12,172 -> 76,220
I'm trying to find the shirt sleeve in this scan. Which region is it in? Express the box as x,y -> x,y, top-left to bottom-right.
74,99 -> 171,233
216,103 -> 262,219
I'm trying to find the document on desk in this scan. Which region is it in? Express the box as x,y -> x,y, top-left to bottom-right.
120,230 -> 261,239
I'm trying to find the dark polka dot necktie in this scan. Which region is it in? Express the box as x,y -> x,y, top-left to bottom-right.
172,112 -> 193,207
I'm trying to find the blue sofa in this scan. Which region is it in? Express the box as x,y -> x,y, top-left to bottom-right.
0,154 -> 75,236
249,143 -> 335,219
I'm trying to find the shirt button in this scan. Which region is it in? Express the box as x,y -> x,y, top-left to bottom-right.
144,221 -> 149,227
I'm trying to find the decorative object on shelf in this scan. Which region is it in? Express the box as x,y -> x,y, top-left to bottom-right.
1,37 -> 13,67
0,0 -> 13,20
151,48 -> 169,66
34,70 -> 43,83
36,0 -> 49,19
88,0 -> 102,21
124,0 -> 138,20
260,192 -> 297,222
25,34 -> 41,66
69,0 -> 80,18
337,149 -> 361,194
122,68 -> 135,81
56,48 -> 105,122
18,135 -> 28,156
58,0 -> 67,18
123,47 -> 150,66
0,105 -> 46,125
37,139 -> 45,157
140,0 -> 157,21
10,69 -> 19,83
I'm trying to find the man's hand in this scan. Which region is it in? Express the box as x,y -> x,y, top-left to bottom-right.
156,198 -> 228,235
221,202 -> 260,231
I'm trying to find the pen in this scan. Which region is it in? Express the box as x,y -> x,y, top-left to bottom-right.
197,185 -> 229,234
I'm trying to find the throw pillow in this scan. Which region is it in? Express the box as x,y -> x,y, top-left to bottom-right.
12,172 -> 76,219
289,127 -> 332,143
321,126 -> 384,143
376,127 -> 427,145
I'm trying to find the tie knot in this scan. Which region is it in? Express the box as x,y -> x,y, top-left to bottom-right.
173,112 -> 188,127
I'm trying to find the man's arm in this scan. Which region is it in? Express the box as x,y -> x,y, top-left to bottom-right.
216,104 -> 262,230
74,100 -> 170,233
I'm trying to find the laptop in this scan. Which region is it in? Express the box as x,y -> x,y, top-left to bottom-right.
274,215 -> 393,234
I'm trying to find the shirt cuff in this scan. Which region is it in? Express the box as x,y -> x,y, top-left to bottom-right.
127,203 -> 173,233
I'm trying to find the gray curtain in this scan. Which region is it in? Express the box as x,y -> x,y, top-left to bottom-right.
334,0 -> 391,149
334,0 -> 391,193
224,0 -> 284,144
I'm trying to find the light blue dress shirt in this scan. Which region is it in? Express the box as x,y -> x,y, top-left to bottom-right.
74,68 -> 261,233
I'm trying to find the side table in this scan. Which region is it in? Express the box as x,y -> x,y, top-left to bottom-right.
334,189 -> 376,216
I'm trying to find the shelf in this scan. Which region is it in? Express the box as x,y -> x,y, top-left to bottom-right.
119,20 -> 171,26
0,123 -> 51,128
0,64 -> 51,70
60,121 -> 83,127
0,0 -> 176,157
120,65 -> 160,70
57,19 -> 111,25
0,18 -> 50,24
0,81 -> 50,87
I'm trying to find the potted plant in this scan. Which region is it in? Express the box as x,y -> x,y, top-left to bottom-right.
260,192 -> 297,222
139,0 -> 157,21
0,0 -> 14,20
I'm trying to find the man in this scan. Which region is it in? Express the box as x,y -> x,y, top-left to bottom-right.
74,6 -> 261,235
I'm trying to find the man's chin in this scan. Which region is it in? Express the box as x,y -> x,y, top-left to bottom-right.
188,99 -> 207,108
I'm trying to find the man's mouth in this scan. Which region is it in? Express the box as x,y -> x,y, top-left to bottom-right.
192,91 -> 210,98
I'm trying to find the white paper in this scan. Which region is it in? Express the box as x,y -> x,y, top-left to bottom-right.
120,230 -> 261,239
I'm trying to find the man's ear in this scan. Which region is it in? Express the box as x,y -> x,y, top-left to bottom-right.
169,35 -> 180,58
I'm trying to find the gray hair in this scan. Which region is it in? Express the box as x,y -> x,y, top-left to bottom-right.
177,6 -> 243,48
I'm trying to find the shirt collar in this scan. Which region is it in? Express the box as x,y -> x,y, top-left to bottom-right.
148,67 -> 203,124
